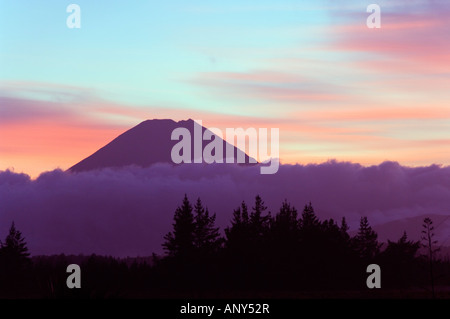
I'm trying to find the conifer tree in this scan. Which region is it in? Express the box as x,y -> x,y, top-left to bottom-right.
300,202 -> 320,230
193,198 -> 222,254
250,195 -> 269,237
0,222 -> 31,279
340,216 -> 349,233
383,231 -> 420,263
339,217 -> 350,241
225,201 -> 250,248
353,216 -> 380,260
271,200 -> 299,240
381,231 -> 421,288
163,195 -> 195,258
1,222 -> 30,261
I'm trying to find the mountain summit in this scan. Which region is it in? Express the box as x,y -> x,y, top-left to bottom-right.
68,119 -> 256,173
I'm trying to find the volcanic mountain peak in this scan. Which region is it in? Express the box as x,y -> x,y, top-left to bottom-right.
69,119 -> 255,173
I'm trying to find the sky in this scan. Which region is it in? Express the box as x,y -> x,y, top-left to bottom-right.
1,0 -> 450,177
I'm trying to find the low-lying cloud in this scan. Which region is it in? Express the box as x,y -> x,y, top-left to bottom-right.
1,161 -> 449,257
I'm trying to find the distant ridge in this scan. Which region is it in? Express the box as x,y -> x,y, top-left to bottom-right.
69,119 -> 256,172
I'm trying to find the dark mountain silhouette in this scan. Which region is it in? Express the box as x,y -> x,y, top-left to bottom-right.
350,214 -> 450,245
69,119 -> 256,173
372,214 -> 450,243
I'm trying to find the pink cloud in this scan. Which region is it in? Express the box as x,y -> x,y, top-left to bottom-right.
328,6 -> 450,74
192,70 -> 350,103
295,106 -> 450,122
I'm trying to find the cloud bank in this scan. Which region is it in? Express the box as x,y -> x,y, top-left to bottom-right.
1,161 -> 449,257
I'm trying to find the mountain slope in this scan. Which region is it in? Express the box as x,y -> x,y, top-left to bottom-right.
69,119 -> 256,172
372,214 -> 450,244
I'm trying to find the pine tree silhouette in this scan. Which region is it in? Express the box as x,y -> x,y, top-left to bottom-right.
267,200 -> 300,288
250,195 -> 270,237
390,231 -> 420,258
162,194 -> 195,258
193,198 -> 222,255
381,231 -> 420,288
298,202 -> 321,252
353,216 -> 380,261
225,201 -> 250,249
0,222 -> 31,291
340,216 -> 350,239
224,197 -> 271,289
0,221 -> 31,269
300,202 -> 320,230
270,199 -> 299,243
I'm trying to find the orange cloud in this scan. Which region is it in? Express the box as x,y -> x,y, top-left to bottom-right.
0,121 -> 126,178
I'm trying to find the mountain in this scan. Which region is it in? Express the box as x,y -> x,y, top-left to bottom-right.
371,214 -> 450,258
371,214 -> 450,244
350,214 -> 450,248
69,119 -> 256,172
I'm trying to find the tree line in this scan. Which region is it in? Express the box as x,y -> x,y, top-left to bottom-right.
0,195 -> 448,298
157,195 -> 439,292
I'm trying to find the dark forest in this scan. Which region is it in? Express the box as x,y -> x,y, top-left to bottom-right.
1,195 -> 449,299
